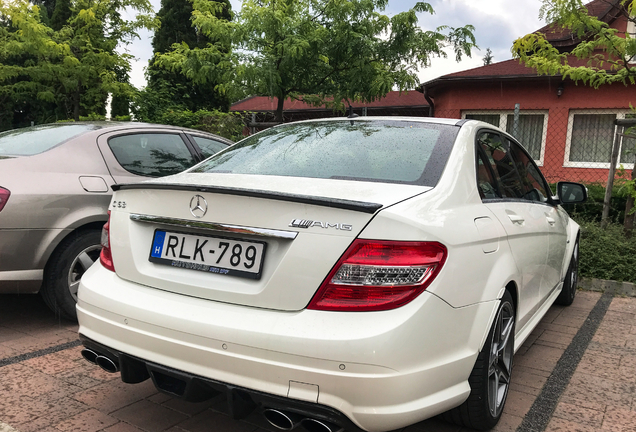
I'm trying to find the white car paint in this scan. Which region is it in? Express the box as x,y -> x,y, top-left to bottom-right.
77,117 -> 580,432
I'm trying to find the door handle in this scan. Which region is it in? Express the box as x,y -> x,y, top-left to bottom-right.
508,214 -> 525,224
546,216 -> 556,226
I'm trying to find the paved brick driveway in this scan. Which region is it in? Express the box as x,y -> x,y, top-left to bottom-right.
1,283 -> 636,432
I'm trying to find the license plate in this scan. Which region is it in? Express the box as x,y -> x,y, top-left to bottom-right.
149,230 -> 266,280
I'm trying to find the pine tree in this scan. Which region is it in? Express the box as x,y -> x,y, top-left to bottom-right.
142,0 -> 231,118
50,0 -> 71,31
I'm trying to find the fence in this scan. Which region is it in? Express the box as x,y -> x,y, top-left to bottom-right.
434,107 -> 636,222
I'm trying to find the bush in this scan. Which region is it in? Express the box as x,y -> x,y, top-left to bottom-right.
575,217 -> 636,283
560,182 -> 628,223
155,109 -> 247,142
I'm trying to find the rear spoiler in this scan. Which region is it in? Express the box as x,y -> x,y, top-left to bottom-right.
112,183 -> 383,214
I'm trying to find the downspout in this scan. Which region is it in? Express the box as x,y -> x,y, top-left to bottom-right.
419,85 -> 435,118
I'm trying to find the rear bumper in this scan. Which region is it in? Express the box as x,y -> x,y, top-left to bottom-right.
79,334 -> 364,431
77,262 -> 498,432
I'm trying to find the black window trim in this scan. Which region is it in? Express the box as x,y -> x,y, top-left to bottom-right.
185,133 -> 232,161
106,130 -> 202,177
475,128 -> 557,207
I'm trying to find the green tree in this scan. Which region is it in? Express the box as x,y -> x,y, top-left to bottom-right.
157,0 -> 477,122
513,0 -> 636,234
0,0 -> 157,125
137,0 -> 231,122
483,47 -> 494,65
50,0 -> 71,31
513,0 -> 636,87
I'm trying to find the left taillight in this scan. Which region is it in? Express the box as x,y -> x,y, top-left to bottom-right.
0,187 -> 10,212
99,211 -> 115,272
307,239 -> 447,312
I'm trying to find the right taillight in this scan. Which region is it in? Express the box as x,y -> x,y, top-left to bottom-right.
0,187 -> 10,212
99,211 -> 115,272
307,240 -> 447,312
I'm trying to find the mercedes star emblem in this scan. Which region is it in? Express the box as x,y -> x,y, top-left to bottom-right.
189,195 -> 208,218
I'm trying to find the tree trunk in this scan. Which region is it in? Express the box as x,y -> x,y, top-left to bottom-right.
275,95 -> 285,123
624,162 -> 636,238
625,197 -> 634,238
73,88 -> 81,121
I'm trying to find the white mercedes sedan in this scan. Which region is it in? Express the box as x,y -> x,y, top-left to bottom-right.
77,117 -> 586,432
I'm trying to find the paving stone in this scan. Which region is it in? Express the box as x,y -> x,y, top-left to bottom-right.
514,344 -> 563,373
552,402 -> 604,429
491,414 -> 523,432
171,409 -> 258,432
13,397 -> 90,432
72,379 -> 158,414
0,363 -> 67,398
111,400 -> 189,431
601,406 -> 636,431
502,389 -> 535,417
562,371 -> 634,410
101,422 -> 148,432
571,291 -> 601,310
545,417 -> 599,432
54,408 -> 119,432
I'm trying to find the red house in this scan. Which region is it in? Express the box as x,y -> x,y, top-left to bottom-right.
419,0 -> 635,184
229,91 -> 430,133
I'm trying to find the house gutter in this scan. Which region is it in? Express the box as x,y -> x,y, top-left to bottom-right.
417,85 -> 435,117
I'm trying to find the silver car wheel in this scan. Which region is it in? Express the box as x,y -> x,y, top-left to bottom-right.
488,300 -> 514,418
569,242 -> 579,296
67,244 -> 101,301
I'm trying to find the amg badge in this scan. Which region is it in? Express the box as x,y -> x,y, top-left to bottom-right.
289,219 -> 352,231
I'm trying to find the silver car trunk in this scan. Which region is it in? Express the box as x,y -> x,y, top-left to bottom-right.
108,173 -> 430,311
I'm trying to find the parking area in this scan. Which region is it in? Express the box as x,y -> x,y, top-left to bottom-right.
2,281 -> 636,432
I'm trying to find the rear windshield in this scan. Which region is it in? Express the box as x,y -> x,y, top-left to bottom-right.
192,120 -> 458,186
0,124 -> 99,156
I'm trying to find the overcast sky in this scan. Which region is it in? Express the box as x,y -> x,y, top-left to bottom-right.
125,0 -> 546,90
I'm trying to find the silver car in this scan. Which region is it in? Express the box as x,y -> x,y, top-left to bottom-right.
0,122 -> 232,320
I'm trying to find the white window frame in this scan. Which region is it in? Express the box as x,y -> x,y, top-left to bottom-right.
461,110 -> 549,166
563,109 -> 635,169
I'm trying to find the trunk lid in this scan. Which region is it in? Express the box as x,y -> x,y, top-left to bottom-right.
109,173 -> 430,311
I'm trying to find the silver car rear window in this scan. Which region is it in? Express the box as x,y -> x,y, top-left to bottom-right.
0,124 -> 99,156
192,120 -> 458,186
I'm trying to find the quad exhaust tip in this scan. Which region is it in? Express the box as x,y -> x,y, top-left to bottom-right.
81,348 -> 98,364
263,409 -> 302,430
81,348 -> 119,373
95,355 -> 119,373
263,409 -> 343,432
301,418 -> 343,432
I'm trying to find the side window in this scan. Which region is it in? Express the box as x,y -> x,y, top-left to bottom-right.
108,133 -> 197,177
477,151 -> 499,199
477,132 -> 525,199
508,140 -> 550,203
191,135 -> 228,159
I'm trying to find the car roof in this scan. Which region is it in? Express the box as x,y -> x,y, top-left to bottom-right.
25,121 -> 234,144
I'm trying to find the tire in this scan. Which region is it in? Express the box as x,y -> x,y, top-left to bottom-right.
42,230 -> 102,321
555,239 -> 579,306
442,290 -> 515,431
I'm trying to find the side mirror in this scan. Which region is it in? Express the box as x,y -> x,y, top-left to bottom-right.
556,182 -> 588,204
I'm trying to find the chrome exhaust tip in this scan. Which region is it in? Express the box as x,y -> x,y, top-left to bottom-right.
80,348 -> 99,364
301,418 -> 343,432
95,355 -> 119,373
263,409 -> 302,430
